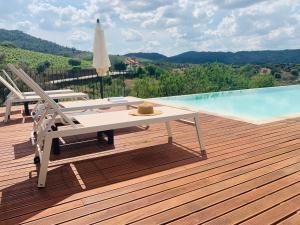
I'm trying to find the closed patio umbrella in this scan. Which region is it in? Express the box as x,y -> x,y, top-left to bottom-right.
93,18 -> 111,98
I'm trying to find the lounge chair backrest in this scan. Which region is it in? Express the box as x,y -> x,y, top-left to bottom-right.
2,69 -> 22,93
0,73 -> 24,99
7,64 -> 77,128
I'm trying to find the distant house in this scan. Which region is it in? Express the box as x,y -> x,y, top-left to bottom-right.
125,57 -> 141,66
260,68 -> 271,75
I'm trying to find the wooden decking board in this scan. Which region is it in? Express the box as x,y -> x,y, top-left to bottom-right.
0,136 -> 300,208
2,127 -> 300,214
76,154 -> 300,225
25,147 -> 300,225
2,123 -> 300,220
1,105 -> 300,224
0,118 -> 296,174
204,182 -> 300,225
137,167 -> 300,225
240,194 -> 300,225
0,117 -> 292,168
278,212 -> 300,225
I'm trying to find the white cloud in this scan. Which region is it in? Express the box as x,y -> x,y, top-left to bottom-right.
166,27 -> 186,39
16,20 -> 34,31
121,29 -> 143,42
0,0 -> 299,55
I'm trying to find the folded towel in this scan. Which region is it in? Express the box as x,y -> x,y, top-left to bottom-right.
108,97 -> 128,103
108,96 -> 125,101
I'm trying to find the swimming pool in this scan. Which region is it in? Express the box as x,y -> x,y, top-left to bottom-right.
154,85 -> 300,124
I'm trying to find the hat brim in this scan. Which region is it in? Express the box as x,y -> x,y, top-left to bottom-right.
129,110 -> 162,116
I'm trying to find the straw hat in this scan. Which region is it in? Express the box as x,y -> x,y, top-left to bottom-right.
129,102 -> 162,116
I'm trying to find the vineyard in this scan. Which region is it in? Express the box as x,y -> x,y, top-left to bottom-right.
0,46 -> 92,69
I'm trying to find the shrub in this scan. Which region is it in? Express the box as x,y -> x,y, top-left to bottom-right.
291,69 -> 299,76
103,76 -> 112,85
0,41 -> 16,48
136,67 -> 146,77
145,65 -> 157,76
274,72 -> 282,79
68,58 -> 81,67
114,61 -> 127,71
17,59 -> 30,71
132,77 -> 160,98
70,66 -> 81,74
0,53 -> 5,64
44,60 -> 51,68
36,60 -> 51,74
249,74 -> 275,88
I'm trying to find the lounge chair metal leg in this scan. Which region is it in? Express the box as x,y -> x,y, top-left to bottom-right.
165,122 -> 173,143
4,100 -> 12,123
37,136 -> 52,188
194,115 -> 205,152
51,126 -> 60,154
105,130 -> 114,145
97,130 -> 114,145
24,102 -> 30,116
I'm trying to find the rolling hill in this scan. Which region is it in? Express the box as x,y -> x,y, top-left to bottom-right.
0,45 -> 91,69
1,29 -> 300,65
167,50 -> 300,64
0,29 -> 91,58
125,52 -> 167,61
126,50 -> 300,64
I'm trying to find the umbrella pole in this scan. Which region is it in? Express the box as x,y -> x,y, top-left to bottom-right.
96,72 -> 104,99
99,75 -> 104,99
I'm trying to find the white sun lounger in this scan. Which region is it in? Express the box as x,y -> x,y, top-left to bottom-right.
1,66 -> 89,122
8,63 -> 205,188
2,69 -> 74,96
31,96 -> 145,143
8,66 -> 145,138
59,96 -> 144,112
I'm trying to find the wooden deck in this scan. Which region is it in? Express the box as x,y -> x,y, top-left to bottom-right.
1,105 -> 300,224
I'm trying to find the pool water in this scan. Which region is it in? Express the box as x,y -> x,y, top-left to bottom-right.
155,85 -> 300,123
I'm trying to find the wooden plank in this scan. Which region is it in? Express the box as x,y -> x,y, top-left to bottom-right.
204,182 -> 300,225
278,212 -> 300,225
240,194 -> 300,225
37,151 -> 300,225
3,130 -> 300,221
2,105 -> 300,225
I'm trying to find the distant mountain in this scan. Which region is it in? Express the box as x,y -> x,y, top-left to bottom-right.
126,49 -> 300,64
124,52 -> 167,61
0,29 -> 90,59
167,50 -> 300,64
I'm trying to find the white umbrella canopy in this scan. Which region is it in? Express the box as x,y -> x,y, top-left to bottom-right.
93,19 -> 111,76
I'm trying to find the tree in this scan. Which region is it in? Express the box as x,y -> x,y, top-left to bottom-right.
0,53 -> 5,64
44,60 -> 50,68
136,67 -> 146,77
68,58 -> 81,67
249,74 -> 275,88
291,69 -> 299,77
36,61 -> 51,74
145,65 -> 157,76
132,77 -> 160,98
114,61 -> 127,71
0,53 -> 5,70
0,41 -> 16,48
103,76 -> 112,85
70,66 -> 81,74
274,72 -> 282,79
17,59 -> 30,71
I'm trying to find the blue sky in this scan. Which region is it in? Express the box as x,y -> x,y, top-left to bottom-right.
0,0 -> 299,56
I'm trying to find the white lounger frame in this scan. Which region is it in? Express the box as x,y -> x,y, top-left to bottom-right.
8,64 -> 206,188
1,65 -> 89,122
2,69 -> 74,96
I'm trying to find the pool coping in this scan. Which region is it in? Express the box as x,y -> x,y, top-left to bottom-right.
148,98 -> 300,125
